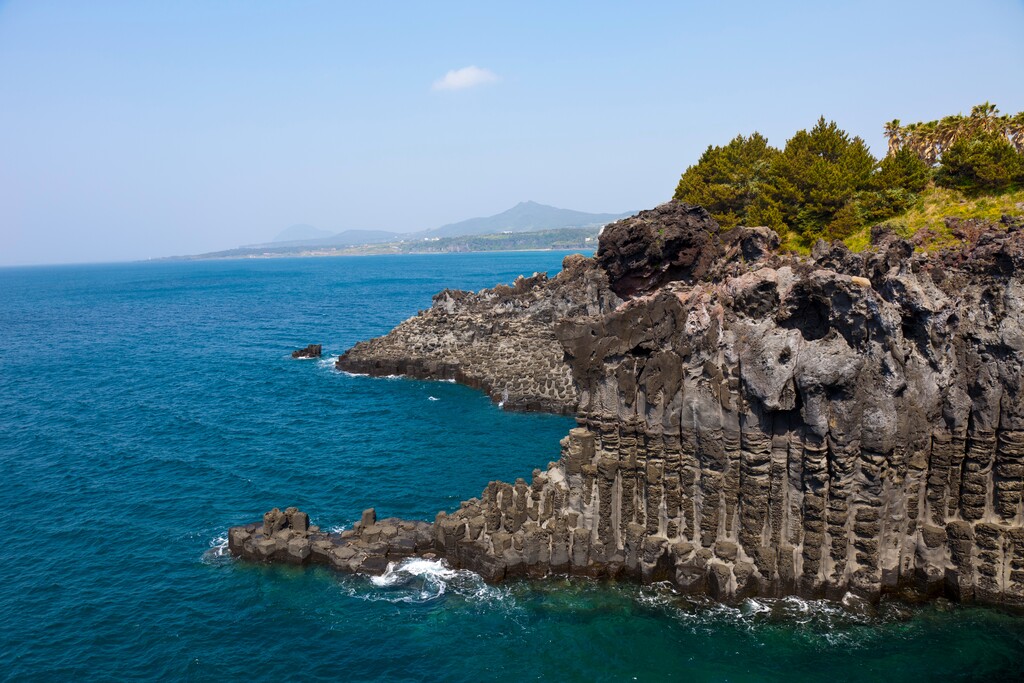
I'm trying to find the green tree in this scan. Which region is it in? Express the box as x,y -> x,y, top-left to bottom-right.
764,117 -> 878,239
936,132 -> 1024,194
875,147 -> 931,193
854,147 -> 933,224
672,133 -> 780,229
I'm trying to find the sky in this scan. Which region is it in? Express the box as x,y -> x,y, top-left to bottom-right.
1,1 -> 1023,266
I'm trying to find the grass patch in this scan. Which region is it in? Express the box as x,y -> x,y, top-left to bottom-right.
843,185 -> 1024,252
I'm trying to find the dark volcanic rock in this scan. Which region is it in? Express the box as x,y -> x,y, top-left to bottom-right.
336,254 -> 621,414
230,506 -> 434,574
292,344 -> 322,359
597,202 -> 723,298
233,200 -> 1024,607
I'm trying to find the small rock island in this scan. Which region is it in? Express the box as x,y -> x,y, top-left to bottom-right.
291,344 -> 322,359
231,199 -> 1024,606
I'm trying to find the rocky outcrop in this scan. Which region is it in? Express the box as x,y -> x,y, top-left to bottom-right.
230,506 -> 436,574
292,344 -> 322,359
235,202 -> 1024,606
336,254 -> 620,414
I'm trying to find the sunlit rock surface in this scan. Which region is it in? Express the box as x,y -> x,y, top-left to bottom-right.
235,203 -> 1024,605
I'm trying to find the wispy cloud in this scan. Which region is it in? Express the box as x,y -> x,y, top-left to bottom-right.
432,66 -> 499,91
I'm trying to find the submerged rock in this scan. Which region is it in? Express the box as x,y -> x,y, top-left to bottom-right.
234,200 -> 1024,606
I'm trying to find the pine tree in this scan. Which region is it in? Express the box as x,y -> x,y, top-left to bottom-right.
672,133 -> 780,229
876,147 -> 930,193
936,132 -> 1024,194
765,117 -> 877,239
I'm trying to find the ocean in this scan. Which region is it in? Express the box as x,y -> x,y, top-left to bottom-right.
1,252 -> 1023,682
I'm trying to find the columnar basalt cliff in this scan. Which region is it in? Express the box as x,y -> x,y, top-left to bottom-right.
232,202 -> 1024,606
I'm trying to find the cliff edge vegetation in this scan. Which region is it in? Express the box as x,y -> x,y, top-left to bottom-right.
673,103 -> 1024,252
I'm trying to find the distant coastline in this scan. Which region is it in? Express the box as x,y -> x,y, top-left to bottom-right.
159,226 -> 602,262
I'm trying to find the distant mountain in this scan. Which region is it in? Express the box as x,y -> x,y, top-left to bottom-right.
213,201 -> 633,259
272,223 -> 333,242
417,201 -> 634,238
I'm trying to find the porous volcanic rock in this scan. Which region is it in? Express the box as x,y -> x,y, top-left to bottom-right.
596,201 -> 723,298
336,254 -> 621,414
235,201 -> 1024,606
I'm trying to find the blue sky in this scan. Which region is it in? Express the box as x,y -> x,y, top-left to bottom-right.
1,1 -> 1023,265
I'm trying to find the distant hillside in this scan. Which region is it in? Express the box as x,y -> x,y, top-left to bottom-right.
384,227 -> 599,254
272,223 -> 333,242
199,201 -> 633,260
168,227 -> 600,261
245,229 -> 403,249
419,201 -> 634,238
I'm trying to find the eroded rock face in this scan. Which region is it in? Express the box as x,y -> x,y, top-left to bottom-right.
336,254 -> 621,414
234,202 -> 1024,606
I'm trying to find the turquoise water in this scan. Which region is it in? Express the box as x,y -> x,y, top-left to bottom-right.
1,252 -> 1023,682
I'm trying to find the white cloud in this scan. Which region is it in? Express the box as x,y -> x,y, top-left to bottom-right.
432,66 -> 499,91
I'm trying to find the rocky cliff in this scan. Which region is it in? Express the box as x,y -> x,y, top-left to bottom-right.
232,202 -> 1024,606
336,254 -> 620,414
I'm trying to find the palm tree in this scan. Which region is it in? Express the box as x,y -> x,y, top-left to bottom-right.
935,115 -> 962,157
1008,112 -> 1024,153
883,119 -> 903,156
885,103 -> 1022,162
970,102 -> 1000,135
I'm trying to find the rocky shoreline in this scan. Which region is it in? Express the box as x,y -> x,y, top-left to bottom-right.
231,202 -> 1024,606
335,253 -> 620,414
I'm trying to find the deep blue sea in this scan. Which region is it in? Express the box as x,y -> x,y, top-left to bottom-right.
2,251 -> 1024,682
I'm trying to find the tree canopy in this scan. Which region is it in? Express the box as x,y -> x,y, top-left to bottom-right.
672,104 -> 1023,245
672,133 -> 778,229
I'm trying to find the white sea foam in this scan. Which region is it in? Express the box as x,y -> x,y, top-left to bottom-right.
201,533 -> 231,563
318,355 -> 340,370
371,558 -> 459,587
428,396 -> 439,401
633,585 -> 882,642
342,557 -> 509,605
740,598 -> 771,617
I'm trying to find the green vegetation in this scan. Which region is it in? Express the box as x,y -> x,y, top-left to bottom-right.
936,133 -> 1024,194
884,103 -> 1024,164
845,186 -> 1024,253
672,133 -> 778,230
674,103 -> 1024,252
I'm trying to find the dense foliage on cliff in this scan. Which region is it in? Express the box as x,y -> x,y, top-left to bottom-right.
674,104 -> 1024,248
671,133 -> 778,230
